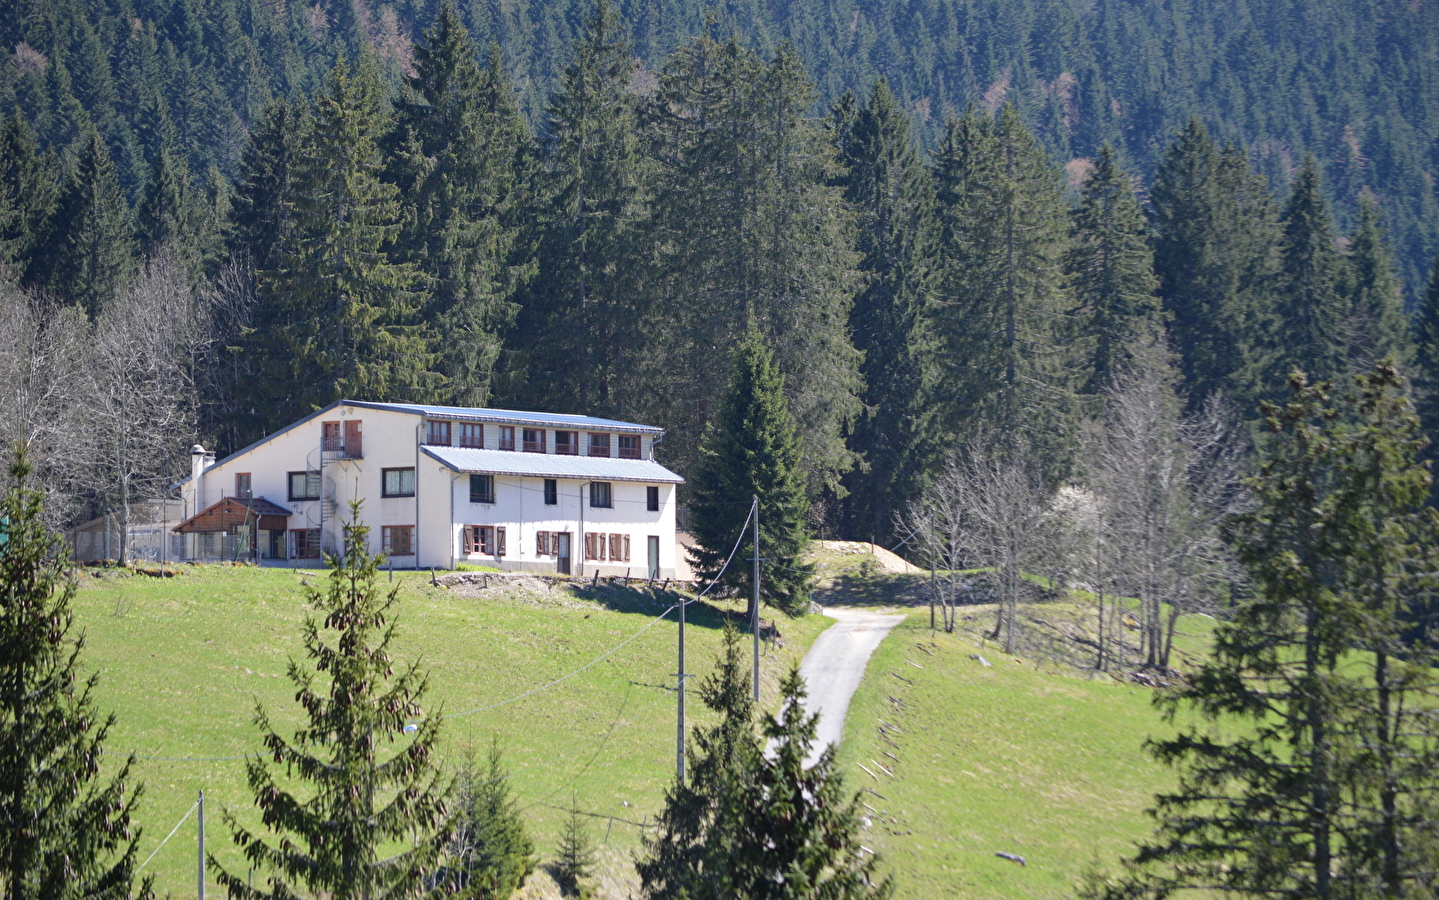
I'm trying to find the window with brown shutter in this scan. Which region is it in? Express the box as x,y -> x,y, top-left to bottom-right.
465,525 -> 497,556
585,532 -> 605,561
536,531 -> 551,556
608,533 -> 631,562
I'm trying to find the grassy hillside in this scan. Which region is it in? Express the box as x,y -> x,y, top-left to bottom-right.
834,609 -> 1208,900
70,564 -> 831,899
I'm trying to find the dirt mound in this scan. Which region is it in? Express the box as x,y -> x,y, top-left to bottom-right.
814,540 -> 920,574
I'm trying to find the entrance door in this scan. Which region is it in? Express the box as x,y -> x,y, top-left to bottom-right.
647,535 -> 660,580
557,532 -> 572,575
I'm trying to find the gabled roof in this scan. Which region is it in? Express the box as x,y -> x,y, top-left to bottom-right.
172,496 -> 293,533
422,446 -> 684,483
194,400 -> 665,478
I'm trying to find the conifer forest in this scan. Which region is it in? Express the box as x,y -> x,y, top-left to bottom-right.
3,0 -> 1439,539
10,0 -> 1439,897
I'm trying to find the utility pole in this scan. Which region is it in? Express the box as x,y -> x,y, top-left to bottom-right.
198,789 -> 205,900
676,594 -> 687,782
751,495 -> 760,703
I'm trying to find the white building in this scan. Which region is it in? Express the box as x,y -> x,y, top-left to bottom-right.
173,401 -> 684,578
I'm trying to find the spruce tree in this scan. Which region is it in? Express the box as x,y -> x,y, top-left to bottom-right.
0,451 -> 148,900
1342,195 -> 1410,373
641,36 -> 863,496
446,743 -> 535,899
637,623 -> 760,900
1412,253 -> 1439,504
1262,155 -> 1348,392
553,794 -> 595,898
1067,145 -> 1162,394
214,506 -> 453,900
515,0 -> 646,416
393,2 -> 531,408
688,329 -> 814,617
1148,118 -> 1276,411
1107,365 -> 1439,897
0,113 -> 56,283
227,98 -> 303,272
932,104 -> 1077,477
833,78 -> 937,546
734,669 -> 892,899
46,131 -> 136,317
255,55 -> 435,422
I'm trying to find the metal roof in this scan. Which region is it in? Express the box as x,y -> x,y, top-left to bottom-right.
348,401 -> 664,434
422,446 -> 684,483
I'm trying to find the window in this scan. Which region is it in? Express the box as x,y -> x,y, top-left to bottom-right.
464,525 -> 506,557
236,473 -> 252,499
498,426 -> 515,451
544,479 -> 557,505
458,423 -> 484,448
647,485 -> 659,512
522,428 -> 545,453
288,471 -> 320,501
618,435 -> 641,459
383,525 -> 414,556
291,529 -> 321,558
322,421 -> 342,451
585,532 -> 605,561
536,531 -> 555,556
382,467 -> 416,498
588,433 -> 610,457
589,482 -> 612,509
554,430 -> 578,455
470,474 -> 495,504
608,533 -> 631,562
427,420 -> 451,446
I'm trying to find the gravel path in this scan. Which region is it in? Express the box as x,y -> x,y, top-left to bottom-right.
796,607 -> 906,767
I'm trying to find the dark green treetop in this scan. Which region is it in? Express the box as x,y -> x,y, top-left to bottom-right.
45,130 -> 135,317
833,77 -> 938,546
1341,195 -> 1410,374
688,329 -> 814,617
214,505 -> 455,900
1067,144 -> 1162,394
0,450 -> 149,900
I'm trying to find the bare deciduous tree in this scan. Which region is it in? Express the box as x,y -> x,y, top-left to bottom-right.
1084,337 -> 1246,671
0,282 -> 92,526
87,249 -> 208,563
911,439 -> 1054,653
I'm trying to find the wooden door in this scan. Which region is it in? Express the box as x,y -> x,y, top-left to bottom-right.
557,532 -> 571,575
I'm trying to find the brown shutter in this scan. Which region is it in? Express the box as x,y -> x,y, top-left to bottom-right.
623,534 -> 631,562
497,527 -> 506,557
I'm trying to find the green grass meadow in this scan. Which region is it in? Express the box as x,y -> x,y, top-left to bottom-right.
70,564 -> 831,898
834,612 -> 1206,900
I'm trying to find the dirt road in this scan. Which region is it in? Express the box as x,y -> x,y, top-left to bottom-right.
797,607 -> 906,766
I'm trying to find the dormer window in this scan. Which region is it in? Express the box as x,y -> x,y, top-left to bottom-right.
618,435 -> 641,459
427,420 -> 451,446
555,431 -> 579,455
588,433 -> 610,457
498,426 -> 515,451
522,428 -> 545,453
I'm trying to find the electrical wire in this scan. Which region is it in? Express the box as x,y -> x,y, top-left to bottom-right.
136,799 -> 199,873
132,509 -> 757,761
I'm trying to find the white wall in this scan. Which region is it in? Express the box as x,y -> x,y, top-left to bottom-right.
181,404 -> 678,574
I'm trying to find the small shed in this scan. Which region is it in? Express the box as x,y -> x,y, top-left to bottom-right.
172,496 -> 292,534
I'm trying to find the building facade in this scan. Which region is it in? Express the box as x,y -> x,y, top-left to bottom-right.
174,401 -> 684,577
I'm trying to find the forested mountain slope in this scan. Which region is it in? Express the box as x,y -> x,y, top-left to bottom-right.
3,0 -> 1436,292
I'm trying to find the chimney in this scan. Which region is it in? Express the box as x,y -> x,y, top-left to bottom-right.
191,444 -> 207,509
